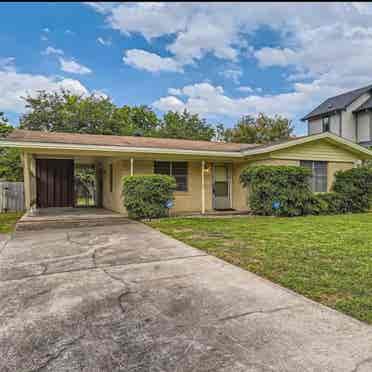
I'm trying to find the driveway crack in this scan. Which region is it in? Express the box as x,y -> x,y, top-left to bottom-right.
218,304 -> 303,322
30,334 -> 84,372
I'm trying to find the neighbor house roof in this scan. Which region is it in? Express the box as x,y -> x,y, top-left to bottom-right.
1,129 -> 371,159
302,84 -> 372,121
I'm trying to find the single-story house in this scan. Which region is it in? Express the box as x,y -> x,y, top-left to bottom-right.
1,129 -> 372,215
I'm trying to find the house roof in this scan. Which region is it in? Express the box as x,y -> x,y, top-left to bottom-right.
302,84 -> 372,121
5,129 -> 258,153
1,129 -> 371,159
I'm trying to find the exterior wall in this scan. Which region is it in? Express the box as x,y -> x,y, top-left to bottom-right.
271,139 -> 361,162
327,162 -> 354,191
330,114 -> 341,136
308,117 -> 322,135
308,114 -> 340,136
341,92 -> 370,142
356,111 -> 371,143
102,159 -> 213,215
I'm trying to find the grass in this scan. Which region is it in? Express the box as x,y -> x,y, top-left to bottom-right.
149,214 -> 372,324
0,212 -> 23,234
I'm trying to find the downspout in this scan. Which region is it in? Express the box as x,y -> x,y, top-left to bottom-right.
369,110 -> 372,144
355,112 -> 358,143
339,111 -> 342,137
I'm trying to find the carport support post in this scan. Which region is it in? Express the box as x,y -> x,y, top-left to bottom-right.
201,160 -> 205,215
23,152 -> 31,210
130,157 -> 134,176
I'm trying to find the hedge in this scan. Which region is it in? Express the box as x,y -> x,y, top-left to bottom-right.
240,165 -> 314,216
122,175 -> 176,219
240,165 -> 372,217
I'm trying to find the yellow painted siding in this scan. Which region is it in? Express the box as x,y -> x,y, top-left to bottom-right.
102,159 -> 213,215
271,139 -> 360,162
327,162 -> 354,191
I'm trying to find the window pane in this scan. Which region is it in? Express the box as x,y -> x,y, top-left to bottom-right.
300,160 -> 327,192
172,162 -> 187,175
172,162 -> 188,191
154,161 -> 170,175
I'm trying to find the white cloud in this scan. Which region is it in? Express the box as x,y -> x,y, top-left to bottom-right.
0,57 -> 16,72
89,2 -> 372,124
153,81 -> 343,120
0,61 -> 88,113
65,29 -> 75,35
220,69 -> 243,84
42,28 -> 50,33
123,49 -> 183,73
59,58 -> 92,75
237,86 -> 254,93
97,37 -> 112,46
42,46 -> 64,56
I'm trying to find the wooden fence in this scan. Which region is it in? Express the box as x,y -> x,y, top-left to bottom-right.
0,182 -> 25,212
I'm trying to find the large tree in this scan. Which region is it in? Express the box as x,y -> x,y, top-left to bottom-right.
224,113 -> 294,144
157,110 -> 215,141
0,113 -> 23,181
19,90 -> 159,136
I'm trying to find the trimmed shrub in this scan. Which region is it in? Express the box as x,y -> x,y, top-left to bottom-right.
122,175 -> 176,219
240,165 -> 314,217
311,192 -> 345,215
332,166 -> 372,212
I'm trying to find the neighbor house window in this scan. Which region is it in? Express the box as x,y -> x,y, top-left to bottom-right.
322,116 -> 330,132
109,164 -> 113,193
300,160 -> 328,192
154,161 -> 188,191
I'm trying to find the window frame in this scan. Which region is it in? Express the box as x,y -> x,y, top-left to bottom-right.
154,161 -> 188,192
300,160 -> 328,193
322,116 -> 330,132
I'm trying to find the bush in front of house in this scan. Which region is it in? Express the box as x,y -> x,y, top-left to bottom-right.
332,166 -> 372,212
240,165 -> 314,217
122,175 -> 176,219
240,165 -> 372,217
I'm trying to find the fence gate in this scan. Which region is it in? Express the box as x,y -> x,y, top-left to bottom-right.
0,182 -> 25,212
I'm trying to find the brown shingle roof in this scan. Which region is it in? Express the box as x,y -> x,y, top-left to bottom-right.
6,129 -> 259,152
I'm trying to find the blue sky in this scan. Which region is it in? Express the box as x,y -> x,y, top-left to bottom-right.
2,2 -> 372,135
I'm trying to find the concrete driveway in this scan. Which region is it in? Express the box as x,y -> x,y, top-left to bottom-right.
1,221 -> 372,372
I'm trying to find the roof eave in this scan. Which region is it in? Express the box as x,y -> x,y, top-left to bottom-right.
0,139 -> 243,158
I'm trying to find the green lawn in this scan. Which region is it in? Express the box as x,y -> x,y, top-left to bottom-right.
0,212 -> 23,234
149,214 -> 372,324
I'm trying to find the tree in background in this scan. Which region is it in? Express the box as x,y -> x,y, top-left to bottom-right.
224,113 -> 294,144
0,113 -> 23,181
20,90 -> 119,134
157,110 -> 215,141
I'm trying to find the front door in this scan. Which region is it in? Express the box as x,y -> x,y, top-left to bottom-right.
213,165 -> 231,210
36,159 -> 74,208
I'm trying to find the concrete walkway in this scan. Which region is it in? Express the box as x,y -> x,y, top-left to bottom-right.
0,222 -> 372,371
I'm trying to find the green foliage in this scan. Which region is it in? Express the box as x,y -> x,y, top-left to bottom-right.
157,110 -> 215,141
19,90 -> 159,136
122,175 -> 176,219
224,113 -> 293,144
0,113 -> 23,182
240,165 -> 313,216
310,192 -> 345,215
332,166 -> 372,212
240,164 -> 372,217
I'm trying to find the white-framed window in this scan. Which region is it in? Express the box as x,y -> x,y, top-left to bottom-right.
154,161 -> 188,191
322,116 -> 330,132
300,160 -> 328,192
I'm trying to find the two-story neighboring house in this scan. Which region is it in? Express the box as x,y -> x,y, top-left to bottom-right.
302,85 -> 372,147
